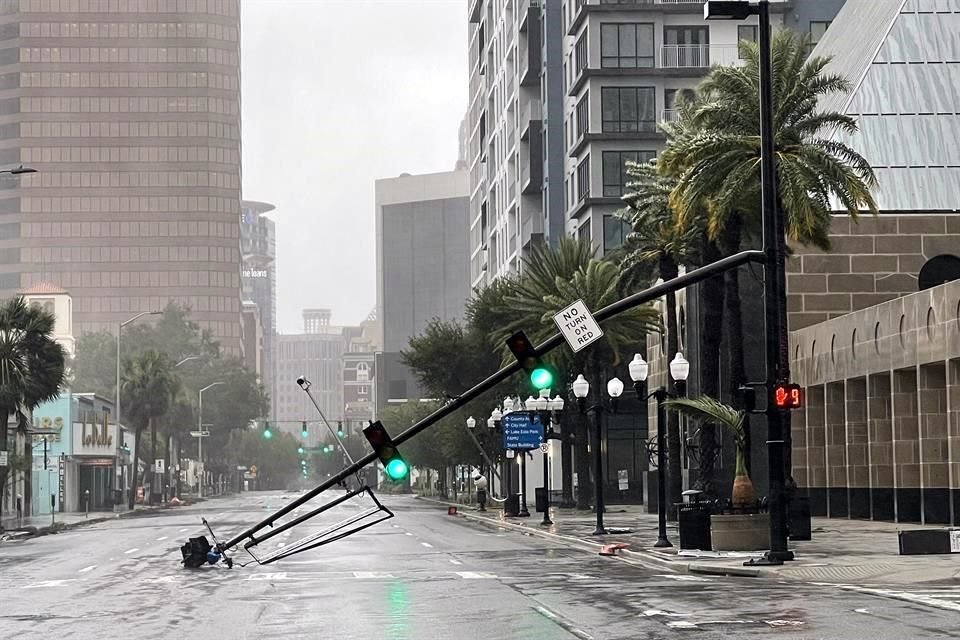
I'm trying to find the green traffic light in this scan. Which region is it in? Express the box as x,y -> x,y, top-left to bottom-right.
263,429 -> 272,439
384,458 -> 409,481
300,459 -> 306,466
530,366 -> 553,390
297,446 -> 304,454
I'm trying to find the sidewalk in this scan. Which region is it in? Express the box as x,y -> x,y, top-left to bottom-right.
420,496 -> 960,586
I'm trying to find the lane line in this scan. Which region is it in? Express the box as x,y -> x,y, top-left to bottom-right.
420,542 -> 433,548
179,528 -> 189,532
449,559 -> 463,565
534,605 -> 594,640
124,548 -> 139,554
78,565 -> 97,573
156,536 -> 168,541
455,571 -> 496,579
404,532 -> 413,536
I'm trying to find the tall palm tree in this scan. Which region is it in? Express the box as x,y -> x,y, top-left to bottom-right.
504,238 -> 661,509
660,30 -> 878,489
121,349 -> 176,508
0,297 -> 65,515
616,159 -> 699,512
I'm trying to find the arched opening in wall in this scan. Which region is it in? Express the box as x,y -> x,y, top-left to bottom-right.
830,334 -> 837,364
678,305 -> 686,350
918,254 -> 960,291
874,321 -> 881,354
851,328 -> 857,360
927,307 -> 936,341
899,314 -> 906,346
795,344 -> 801,362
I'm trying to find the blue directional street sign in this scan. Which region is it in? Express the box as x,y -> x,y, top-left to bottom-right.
502,412 -> 544,451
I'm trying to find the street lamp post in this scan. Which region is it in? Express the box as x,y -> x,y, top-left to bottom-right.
534,391 -> 564,526
705,0 -> 792,564
197,382 -> 225,499
117,310 -> 162,509
573,374 -> 623,536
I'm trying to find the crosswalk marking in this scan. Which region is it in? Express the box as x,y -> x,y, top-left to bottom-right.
156,536 -> 168,541
353,571 -> 395,579
420,542 -> 433,548
124,548 -> 139,554
25,580 -> 76,589
78,565 -> 97,573
449,559 -> 463,565
455,571 -> 497,579
845,586 -> 960,613
246,572 -> 288,581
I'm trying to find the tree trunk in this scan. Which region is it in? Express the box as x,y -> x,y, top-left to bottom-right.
560,410 -> 574,507
588,362 -> 605,511
575,357 -> 597,510
661,255 -> 683,518
721,217 -> 752,475
696,239 -> 725,497
0,408 -> 8,518
129,424 -> 143,509
150,417 -> 158,505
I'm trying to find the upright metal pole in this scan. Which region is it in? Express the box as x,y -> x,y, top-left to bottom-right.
758,0 -> 791,563
198,391 -> 204,499
519,451 -> 530,516
591,407 -> 606,535
654,390 -> 671,547
541,416 -> 552,526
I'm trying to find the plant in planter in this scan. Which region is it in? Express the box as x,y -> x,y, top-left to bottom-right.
666,395 -> 753,508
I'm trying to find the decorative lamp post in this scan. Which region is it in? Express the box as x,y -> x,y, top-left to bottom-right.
573,373 -> 622,536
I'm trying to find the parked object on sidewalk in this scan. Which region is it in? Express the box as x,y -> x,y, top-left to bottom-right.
447,505 -> 458,516
599,542 -> 630,556
789,495 -> 812,541
898,529 -> 960,555
677,491 -> 713,551
710,513 -> 770,551
504,493 -> 521,517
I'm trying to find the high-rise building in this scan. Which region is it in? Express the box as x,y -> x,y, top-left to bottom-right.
0,0 -> 243,352
240,200 -> 277,409
374,170 -> 470,411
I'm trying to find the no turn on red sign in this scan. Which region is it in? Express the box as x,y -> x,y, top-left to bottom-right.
553,299 -> 604,353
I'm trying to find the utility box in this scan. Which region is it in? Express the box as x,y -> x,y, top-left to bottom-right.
535,487 -> 547,513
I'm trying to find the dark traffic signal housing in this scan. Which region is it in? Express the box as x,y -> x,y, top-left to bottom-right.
363,421 -> 409,482
506,330 -> 553,391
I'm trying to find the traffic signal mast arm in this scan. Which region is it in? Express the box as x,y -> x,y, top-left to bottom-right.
218,249 -> 765,553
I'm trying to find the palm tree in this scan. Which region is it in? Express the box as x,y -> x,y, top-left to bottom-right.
660,30 -> 878,488
121,349 -> 176,508
666,396 -> 753,508
616,159 -> 699,512
0,297 -> 65,516
504,238 -> 661,509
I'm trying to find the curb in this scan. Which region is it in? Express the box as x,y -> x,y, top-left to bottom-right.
415,495 -> 681,573
688,562 -> 761,578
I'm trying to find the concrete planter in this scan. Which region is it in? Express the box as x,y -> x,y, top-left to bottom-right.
710,513 -> 770,551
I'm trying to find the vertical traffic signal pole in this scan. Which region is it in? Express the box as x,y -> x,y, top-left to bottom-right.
758,0 -> 792,564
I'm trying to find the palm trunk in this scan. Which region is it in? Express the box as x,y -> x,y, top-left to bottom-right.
661,255 -> 683,518
721,217 -> 752,475
696,239 -> 725,497
560,410 -> 574,507
575,356 -> 597,510
130,424 -> 143,509
150,417 -> 158,504
0,408 -> 8,518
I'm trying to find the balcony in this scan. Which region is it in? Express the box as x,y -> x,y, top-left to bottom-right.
519,18 -> 542,86
660,109 -> 680,123
520,99 -> 542,141
660,44 -> 742,69
520,126 -> 544,195
519,0 -> 541,32
569,0 -> 709,36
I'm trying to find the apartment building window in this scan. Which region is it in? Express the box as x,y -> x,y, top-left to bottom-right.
738,25 -> 758,43
577,220 -> 591,243
664,26 -> 709,66
601,23 -> 654,69
603,215 -> 631,253
576,154 -> 591,202
809,21 -> 831,54
602,150 -> 656,197
575,33 -> 588,77
601,87 -> 656,133
575,91 -> 589,140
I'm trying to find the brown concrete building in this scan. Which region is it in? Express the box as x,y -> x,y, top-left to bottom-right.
0,0 -> 243,352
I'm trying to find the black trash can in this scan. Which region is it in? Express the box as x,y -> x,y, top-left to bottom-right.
504,493 -> 521,517
676,501 -> 713,551
534,487 -> 547,513
789,496 -> 812,541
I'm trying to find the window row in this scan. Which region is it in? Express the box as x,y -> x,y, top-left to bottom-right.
22,96 -> 240,115
22,244 -> 240,264
78,318 -> 241,341
20,0 -> 239,18
601,87 -> 656,133
21,120 -> 240,140
22,145 -> 240,165
20,20 -> 238,41
23,219 -> 237,241
602,150 -> 656,197
22,71 -> 239,90
21,46 -> 239,66
73,294 -> 241,317
29,170 -> 240,190
27,269 -> 240,294
22,195 -> 240,214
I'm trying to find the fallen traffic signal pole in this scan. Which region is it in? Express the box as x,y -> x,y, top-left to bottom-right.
182,249 -> 764,568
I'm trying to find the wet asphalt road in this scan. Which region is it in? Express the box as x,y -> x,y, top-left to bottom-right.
1,491 -> 959,639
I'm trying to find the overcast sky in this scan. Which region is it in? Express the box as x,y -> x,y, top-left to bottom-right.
241,0 -> 468,334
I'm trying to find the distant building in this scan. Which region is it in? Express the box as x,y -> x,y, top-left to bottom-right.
240,200 -> 277,408
241,301 -> 263,379
342,312 -> 378,435
275,310 -> 345,446
0,1 -> 244,352
374,170 -> 471,412
19,282 -> 75,358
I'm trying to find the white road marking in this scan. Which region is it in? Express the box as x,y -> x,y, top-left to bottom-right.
179,528 -> 189,532
642,610 -> 687,618
654,574 -> 711,582
534,605 -> 595,640
456,571 -> 496,579
124,548 -> 139,554
404,532 -> 413,536
353,571 -> 395,579
78,565 -> 97,573
246,572 -> 288,581
144,576 -> 180,584
449,559 -> 463,565
156,536 -> 168,541
25,580 -> 75,589
420,542 -> 433,548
